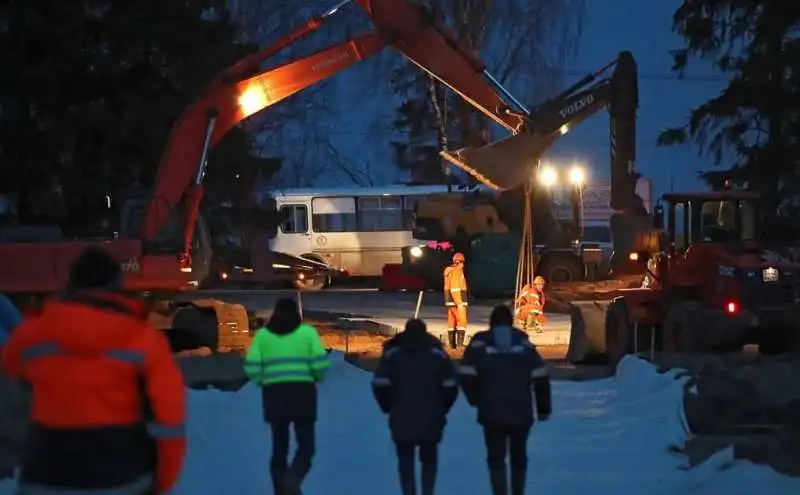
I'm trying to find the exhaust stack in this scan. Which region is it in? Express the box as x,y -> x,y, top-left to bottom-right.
440,132 -> 556,191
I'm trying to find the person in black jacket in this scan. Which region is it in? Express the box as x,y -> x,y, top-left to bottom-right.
371,319 -> 459,495
458,305 -> 552,495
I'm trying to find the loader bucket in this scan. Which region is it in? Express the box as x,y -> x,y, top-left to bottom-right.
440,131 -> 555,191
566,300 -> 612,363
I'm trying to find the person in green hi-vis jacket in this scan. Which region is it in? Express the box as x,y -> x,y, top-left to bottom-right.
244,297 -> 330,495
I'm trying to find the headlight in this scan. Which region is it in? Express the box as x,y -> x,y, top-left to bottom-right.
409,246 -> 423,258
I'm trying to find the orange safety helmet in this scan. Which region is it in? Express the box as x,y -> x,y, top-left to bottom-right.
533,275 -> 546,286
452,252 -> 465,263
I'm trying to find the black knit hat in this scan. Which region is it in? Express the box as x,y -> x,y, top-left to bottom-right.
66,245 -> 123,291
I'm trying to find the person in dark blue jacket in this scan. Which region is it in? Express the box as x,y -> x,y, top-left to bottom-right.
371,319 -> 458,495
458,305 -> 552,495
0,294 -> 22,346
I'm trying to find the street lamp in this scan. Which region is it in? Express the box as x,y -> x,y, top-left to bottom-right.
568,165 -> 585,186
538,165 -> 557,187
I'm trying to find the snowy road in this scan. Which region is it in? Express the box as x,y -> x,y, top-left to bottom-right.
5,354 -> 792,494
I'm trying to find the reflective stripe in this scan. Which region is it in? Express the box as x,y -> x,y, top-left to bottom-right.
486,344 -> 527,354
106,349 -> 145,365
459,303 -> 468,307
20,342 -> 145,366
470,340 -> 486,348
450,288 -> 462,292
385,347 -> 401,358
531,367 -> 548,378
430,348 -> 448,358
442,379 -> 457,387
445,302 -> 456,306
372,376 -> 391,387
456,327 -> 467,331
17,475 -> 153,495
459,365 -> 477,376
21,343 -> 60,362
147,421 -> 186,438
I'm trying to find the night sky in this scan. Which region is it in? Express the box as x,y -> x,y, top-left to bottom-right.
307,0 -> 726,198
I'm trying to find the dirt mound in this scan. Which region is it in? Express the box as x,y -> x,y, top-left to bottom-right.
545,275 -> 642,313
673,354 -> 800,477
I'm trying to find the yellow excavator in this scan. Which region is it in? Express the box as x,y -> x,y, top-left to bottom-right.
403,51 -> 650,293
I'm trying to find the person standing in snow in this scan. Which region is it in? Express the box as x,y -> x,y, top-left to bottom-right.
244,298 -> 330,495
371,319 -> 459,495
458,305 -> 552,495
1,245 -> 187,495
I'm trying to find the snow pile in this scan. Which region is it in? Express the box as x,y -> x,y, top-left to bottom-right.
1,353 -> 799,494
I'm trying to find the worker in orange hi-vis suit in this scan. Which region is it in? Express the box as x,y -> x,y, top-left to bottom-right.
515,276 -> 547,332
443,252 -> 469,349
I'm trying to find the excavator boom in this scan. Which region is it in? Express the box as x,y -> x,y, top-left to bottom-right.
142,30 -> 393,244
142,0 -> 531,260
439,51 -> 639,215
355,0 -> 525,131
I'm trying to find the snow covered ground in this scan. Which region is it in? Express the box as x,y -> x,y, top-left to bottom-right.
2,354 -> 799,494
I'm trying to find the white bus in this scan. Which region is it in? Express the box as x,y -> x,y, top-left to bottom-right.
267,185 -> 459,279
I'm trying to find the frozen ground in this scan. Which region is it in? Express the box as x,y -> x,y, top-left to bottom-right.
2,354 -> 799,495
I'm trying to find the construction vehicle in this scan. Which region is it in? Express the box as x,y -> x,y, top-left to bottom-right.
437,46 -> 800,358
404,52 -> 649,289
0,0 -> 551,348
566,189 -> 800,363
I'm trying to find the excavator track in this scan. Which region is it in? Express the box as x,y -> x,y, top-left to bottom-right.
148,298 -> 251,353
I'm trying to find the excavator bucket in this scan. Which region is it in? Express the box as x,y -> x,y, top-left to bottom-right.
566,300 -> 612,363
440,131 -> 555,191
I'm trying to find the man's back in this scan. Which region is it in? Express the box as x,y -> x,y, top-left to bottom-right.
460,325 -> 551,429
372,323 -> 458,444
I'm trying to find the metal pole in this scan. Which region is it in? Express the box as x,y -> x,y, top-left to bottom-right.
414,290 -> 424,319
633,323 -> 639,355
322,0 -> 353,17
194,113 -> 218,184
483,70 -> 530,116
296,290 -> 304,320
650,327 -> 656,362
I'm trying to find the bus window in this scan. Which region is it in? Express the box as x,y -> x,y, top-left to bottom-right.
358,196 -> 404,231
311,197 -> 357,232
280,205 -> 308,234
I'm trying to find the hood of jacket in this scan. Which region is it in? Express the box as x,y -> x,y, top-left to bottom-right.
34,290 -> 150,355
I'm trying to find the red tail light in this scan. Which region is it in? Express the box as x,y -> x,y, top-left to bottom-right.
726,301 -> 738,314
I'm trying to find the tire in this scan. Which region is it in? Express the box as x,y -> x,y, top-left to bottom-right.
539,254 -> 584,283
661,301 -> 704,354
293,254 -> 328,291
604,299 -> 632,365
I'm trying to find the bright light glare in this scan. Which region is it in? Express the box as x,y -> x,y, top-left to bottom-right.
559,124 -> 569,135
409,246 -> 423,258
238,87 -> 267,116
539,166 -> 557,187
569,166 -> 585,185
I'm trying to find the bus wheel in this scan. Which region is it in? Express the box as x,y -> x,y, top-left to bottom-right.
293,276 -> 326,291
294,254 -> 328,291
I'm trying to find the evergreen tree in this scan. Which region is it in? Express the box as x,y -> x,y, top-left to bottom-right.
658,0 -> 800,228
0,0 -> 271,225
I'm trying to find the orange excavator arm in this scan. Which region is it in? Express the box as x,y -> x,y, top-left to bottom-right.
142,29 -> 392,253
143,0 -> 533,266
355,0 -> 526,132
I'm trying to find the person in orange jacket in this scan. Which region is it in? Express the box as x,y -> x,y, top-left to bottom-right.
443,252 -> 469,349
515,276 -> 547,332
1,246 -> 186,495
